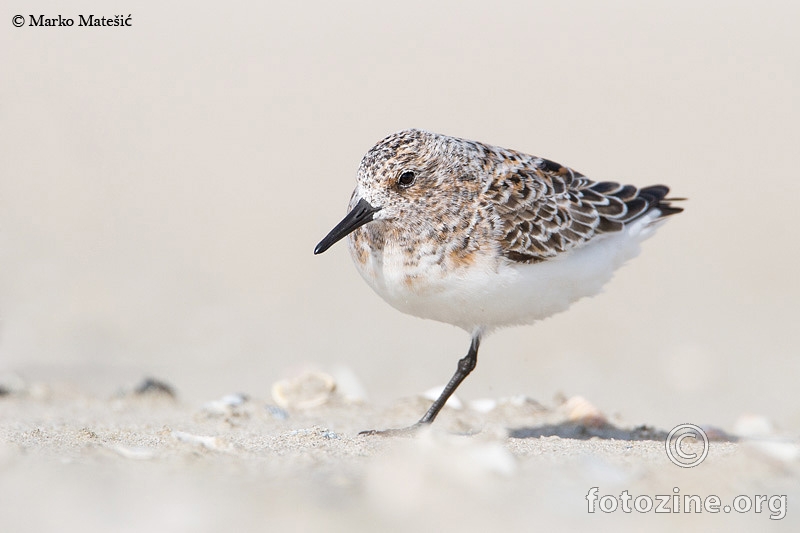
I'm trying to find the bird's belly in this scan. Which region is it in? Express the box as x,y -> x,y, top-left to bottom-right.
350,222 -> 654,332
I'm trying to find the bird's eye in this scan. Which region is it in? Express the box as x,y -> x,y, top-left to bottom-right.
398,171 -> 416,189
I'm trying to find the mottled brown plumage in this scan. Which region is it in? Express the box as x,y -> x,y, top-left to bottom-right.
314,129 -> 684,433
485,153 -> 682,263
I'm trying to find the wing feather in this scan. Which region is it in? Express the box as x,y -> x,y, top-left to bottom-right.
486,153 -> 682,263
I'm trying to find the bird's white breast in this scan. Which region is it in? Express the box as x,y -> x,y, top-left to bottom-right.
349,211 -> 665,333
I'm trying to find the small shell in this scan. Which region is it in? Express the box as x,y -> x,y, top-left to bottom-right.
172,431 -> 230,451
733,413 -> 774,438
560,395 -> 607,426
469,398 -> 497,413
202,393 -> 250,417
271,371 -> 336,409
112,445 -> 155,460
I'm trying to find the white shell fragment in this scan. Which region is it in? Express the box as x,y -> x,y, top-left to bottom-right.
746,440 -> 800,463
172,431 -> 230,451
468,398 -> 497,413
734,413 -> 800,463
112,445 -> 155,460
202,393 -> 250,416
560,395 -> 607,426
271,371 -> 337,410
733,413 -> 775,438
330,366 -> 368,402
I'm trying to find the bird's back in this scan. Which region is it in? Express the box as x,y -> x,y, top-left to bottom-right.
475,141 -> 682,265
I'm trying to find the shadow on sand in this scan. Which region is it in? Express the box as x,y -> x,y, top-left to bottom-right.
508,421 -> 738,442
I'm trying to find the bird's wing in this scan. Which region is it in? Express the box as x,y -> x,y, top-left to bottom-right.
485,154 -> 681,263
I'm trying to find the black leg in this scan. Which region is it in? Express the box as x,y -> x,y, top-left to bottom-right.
360,333 -> 481,436
417,334 -> 480,425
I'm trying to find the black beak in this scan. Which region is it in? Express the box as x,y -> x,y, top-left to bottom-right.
314,198 -> 381,255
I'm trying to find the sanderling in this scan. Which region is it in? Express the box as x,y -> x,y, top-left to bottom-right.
315,129 -> 683,434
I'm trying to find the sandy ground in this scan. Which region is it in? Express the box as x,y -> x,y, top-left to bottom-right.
1,373 -> 796,532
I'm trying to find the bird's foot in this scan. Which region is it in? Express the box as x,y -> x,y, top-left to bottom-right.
358,422 -> 426,437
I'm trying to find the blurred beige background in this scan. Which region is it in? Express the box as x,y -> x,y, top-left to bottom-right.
2,0 -> 798,431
